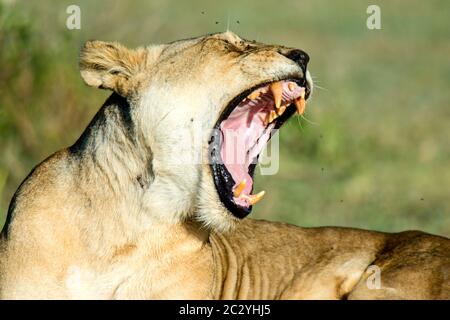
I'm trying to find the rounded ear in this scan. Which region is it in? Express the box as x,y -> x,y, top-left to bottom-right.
79,40 -> 148,97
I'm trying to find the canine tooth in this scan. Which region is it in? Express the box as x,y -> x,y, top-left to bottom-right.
277,105 -> 286,116
270,81 -> 283,109
242,191 -> 265,205
288,82 -> 296,91
295,92 -> 306,115
294,98 -> 305,115
251,190 -> 266,205
233,179 -> 246,197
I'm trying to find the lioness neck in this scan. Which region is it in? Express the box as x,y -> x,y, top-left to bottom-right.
70,93 -> 153,199
64,94 -> 215,298
1,92 -> 215,299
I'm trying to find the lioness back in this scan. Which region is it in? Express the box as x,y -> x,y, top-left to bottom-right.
210,219 -> 450,299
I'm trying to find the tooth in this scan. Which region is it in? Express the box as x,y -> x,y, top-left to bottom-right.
248,91 -> 261,100
288,82 -> 296,91
251,191 -> 266,205
270,81 -> 283,109
269,110 -> 278,123
294,92 -> 306,115
242,191 -> 266,205
233,179 -> 246,197
277,105 -> 286,116
294,97 -> 305,115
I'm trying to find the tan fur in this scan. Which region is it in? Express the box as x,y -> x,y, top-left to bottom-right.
0,32 -> 449,299
79,40 -> 151,97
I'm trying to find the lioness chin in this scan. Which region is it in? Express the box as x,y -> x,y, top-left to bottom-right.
0,32 -> 449,300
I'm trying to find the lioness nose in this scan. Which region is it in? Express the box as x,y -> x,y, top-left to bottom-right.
284,49 -> 310,70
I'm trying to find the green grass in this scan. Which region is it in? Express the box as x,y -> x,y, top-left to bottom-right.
1,0 -> 449,236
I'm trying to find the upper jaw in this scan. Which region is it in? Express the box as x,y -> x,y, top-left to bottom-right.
217,73 -> 310,123
209,73 -> 312,219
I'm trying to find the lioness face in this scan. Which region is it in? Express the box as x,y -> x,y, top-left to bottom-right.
79,31 -> 312,231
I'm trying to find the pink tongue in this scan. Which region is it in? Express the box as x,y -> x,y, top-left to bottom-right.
219,82 -> 304,207
220,106 -> 269,199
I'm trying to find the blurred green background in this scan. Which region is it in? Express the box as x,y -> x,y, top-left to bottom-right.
0,0 -> 449,236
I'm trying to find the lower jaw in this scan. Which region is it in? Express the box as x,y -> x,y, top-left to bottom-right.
210,161 -> 257,219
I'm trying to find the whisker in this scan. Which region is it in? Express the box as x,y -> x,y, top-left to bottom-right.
299,113 -> 318,126
296,115 -> 305,132
154,107 -> 176,129
313,85 -> 328,91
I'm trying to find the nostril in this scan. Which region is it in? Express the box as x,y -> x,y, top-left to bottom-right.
285,49 -> 310,67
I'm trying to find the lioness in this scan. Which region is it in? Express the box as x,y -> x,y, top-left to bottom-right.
0,32 -> 449,299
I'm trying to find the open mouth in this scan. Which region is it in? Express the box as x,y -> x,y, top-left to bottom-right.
209,78 -> 309,218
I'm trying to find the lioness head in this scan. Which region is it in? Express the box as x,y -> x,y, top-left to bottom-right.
79,31 -> 312,232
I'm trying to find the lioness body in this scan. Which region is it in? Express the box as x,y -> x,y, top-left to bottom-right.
1,32 -> 449,299
212,220 -> 450,299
